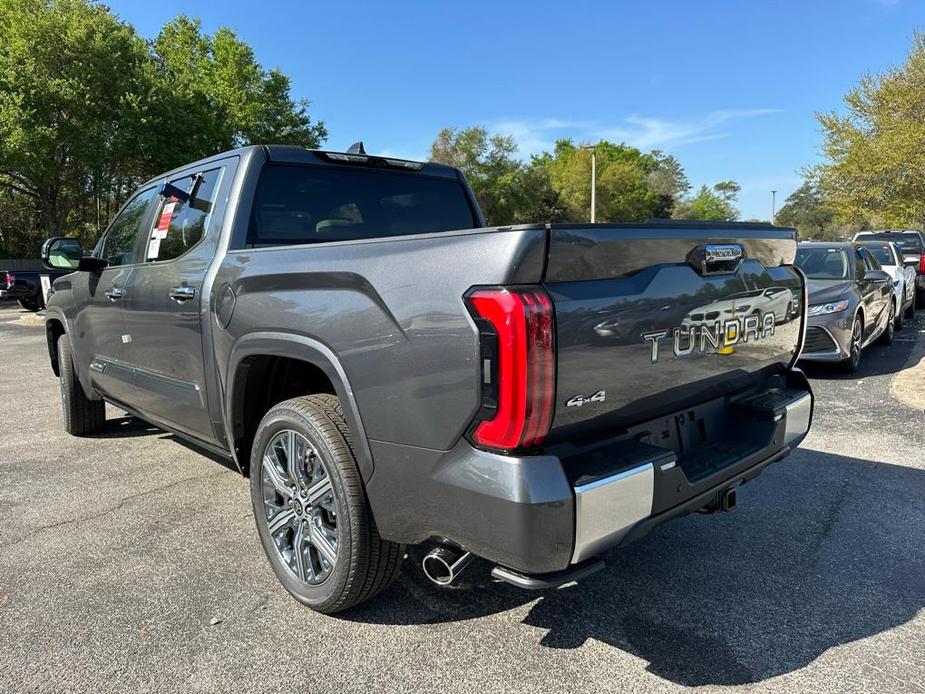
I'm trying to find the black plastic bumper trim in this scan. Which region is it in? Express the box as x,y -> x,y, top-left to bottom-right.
490,557 -> 605,589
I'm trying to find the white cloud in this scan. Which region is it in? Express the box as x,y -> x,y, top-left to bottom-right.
486,108 -> 781,158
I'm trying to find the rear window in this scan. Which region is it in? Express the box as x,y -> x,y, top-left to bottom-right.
858,233 -> 922,252
247,164 -> 478,246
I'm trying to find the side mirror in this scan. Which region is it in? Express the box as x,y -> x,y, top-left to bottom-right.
864,269 -> 891,283
903,258 -> 920,269
42,237 -> 82,270
41,237 -> 107,272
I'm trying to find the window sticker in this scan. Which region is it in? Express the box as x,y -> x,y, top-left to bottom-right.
147,201 -> 177,259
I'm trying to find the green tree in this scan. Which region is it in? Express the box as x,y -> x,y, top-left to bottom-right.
151,16 -> 325,166
0,1 -> 325,257
817,32 -> 925,227
429,126 -> 525,225
713,180 -> 741,202
0,0 -> 151,244
545,140 -> 668,222
774,180 -> 838,239
673,183 -> 739,221
647,150 -> 690,218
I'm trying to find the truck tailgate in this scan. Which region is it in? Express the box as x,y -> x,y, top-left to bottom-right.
543,223 -> 804,442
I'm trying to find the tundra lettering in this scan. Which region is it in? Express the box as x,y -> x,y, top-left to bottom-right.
643,313 -> 777,363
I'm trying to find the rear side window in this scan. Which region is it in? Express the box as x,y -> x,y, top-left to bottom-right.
247,164 -> 478,246
98,187 -> 158,267
146,168 -> 222,262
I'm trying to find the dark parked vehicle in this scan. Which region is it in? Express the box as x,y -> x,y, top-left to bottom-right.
795,242 -> 895,373
41,145 -> 813,613
0,269 -> 69,311
853,230 -> 925,304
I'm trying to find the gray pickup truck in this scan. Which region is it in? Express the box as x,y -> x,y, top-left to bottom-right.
42,144 -> 813,613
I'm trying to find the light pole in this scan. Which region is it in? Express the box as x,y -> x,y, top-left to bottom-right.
581,144 -> 597,223
771,190 -> 777,224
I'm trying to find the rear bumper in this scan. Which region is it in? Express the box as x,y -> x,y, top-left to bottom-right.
570,387 -> 811,563
367,369 -> 813,576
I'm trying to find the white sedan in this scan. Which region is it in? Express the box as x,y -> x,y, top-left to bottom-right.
858,240 -> 916,328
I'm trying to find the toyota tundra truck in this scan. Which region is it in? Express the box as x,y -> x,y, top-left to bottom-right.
41,144 -> 813,614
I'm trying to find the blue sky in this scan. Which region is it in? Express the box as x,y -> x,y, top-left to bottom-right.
111,0 -> 924,220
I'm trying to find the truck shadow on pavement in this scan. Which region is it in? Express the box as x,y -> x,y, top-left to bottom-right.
91,416 -> 239,472
347,449 -> 925,686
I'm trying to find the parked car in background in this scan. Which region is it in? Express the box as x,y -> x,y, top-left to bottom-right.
857,240 -> 916,327
795,242 -> 895,373
40,144 -> 813,614
853,230 -> 925,304
0,269 -> 70,311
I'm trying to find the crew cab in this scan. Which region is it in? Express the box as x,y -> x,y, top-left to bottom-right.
42,145 -> 813,613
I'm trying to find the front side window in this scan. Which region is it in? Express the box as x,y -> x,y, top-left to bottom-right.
862,248 -> 881,271
860,243 -> 895,266
145,168 -> 222,262
98,188 -> 158,267
247,164 -> 478,246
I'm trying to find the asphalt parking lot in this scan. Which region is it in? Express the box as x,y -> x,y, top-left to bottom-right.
1,302 -> 923,694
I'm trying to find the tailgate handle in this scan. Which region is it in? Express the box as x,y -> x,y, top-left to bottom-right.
687,243 -> 745,276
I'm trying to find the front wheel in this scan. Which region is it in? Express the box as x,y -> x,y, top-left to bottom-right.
841,315 -> 863,374
57,334 -> 106,435
250,395 -> 403,614
906,291 -> 917,320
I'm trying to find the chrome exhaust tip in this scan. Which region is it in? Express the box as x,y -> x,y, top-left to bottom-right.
422,544 -> 473,586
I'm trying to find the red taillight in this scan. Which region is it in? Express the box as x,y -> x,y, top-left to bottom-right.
5,273 -> 14,285
466,287 -> 555,451
919,254 -> 925,274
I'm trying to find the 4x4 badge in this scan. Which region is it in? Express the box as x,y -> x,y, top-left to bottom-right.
566,390 -> 606,407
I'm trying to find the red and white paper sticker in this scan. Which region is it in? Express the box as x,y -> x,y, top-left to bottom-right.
147,201 -> 176,259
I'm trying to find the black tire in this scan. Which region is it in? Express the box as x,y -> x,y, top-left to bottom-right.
250,394 -> 403,614
907,291 -> 918,319
895,296 -> 905,331
18,297 -> 40,312
56,334 -> 106,435
878,300 -> 896,345
841,314 -> 863,374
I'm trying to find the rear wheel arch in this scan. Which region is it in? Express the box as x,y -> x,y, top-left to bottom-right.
226,333 -> 374,481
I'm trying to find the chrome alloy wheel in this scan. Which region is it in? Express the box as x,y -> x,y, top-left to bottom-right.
849,317 -> 862,368
261,430 -> 338,585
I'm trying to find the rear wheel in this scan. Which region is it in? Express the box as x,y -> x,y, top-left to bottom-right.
56,334 -> 106,435
18,297 -> 39,312
841,315 -> 863,374
906,290 -> 917,319
250,394 -> 403,614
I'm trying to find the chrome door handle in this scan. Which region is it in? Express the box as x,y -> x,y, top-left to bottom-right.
104,286 -> 123,301
169,286 -> 196,303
